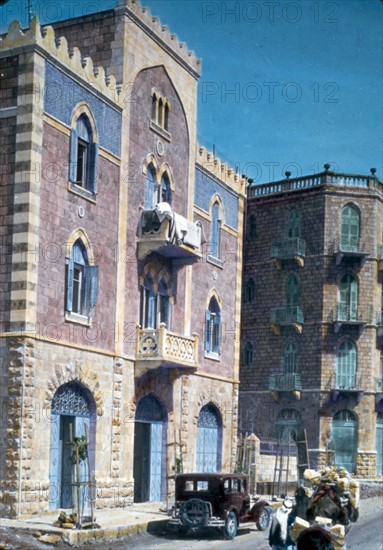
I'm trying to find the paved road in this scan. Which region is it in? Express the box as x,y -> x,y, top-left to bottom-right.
1,497 -> 382,549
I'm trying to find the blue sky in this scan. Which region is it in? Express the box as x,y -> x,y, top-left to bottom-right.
1,0 -> 382,183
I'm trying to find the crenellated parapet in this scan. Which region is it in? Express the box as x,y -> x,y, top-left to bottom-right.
196,144 -> 247,194
117,0 -> 201,76
0,17 -> 121,102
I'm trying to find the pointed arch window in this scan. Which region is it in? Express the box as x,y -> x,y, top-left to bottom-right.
66,240 -> 98,317
288,210 -> 301,239
205,296 -> 221,355
243,342 -> 253,366
339,273 -> 358,321
286,275 -> 300,309
144,165 -> 157,209
341,205 -> 360,252
158,278 -> 171,328
336,340 -> 357,389
244,278 -> 255,303
69,113 -> 98,195
211,202 -> 221,259
284,341 -> 297,374
160,172 -> 172,204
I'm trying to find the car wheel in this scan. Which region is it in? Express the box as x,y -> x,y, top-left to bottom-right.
180,499 -> 209,528
223,511 -> 238,540
256,507 -> 271,531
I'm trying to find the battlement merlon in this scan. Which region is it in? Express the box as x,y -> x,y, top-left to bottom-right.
116,0 -> 201,79
0,17 -> 122,104
196,145 -> 247,196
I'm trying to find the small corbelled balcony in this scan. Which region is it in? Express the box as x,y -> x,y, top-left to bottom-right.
269,373 -> 302,402
335,239 -> 368,267
270,306 -> 304,335
137,203 -> 204,264
333,304 -> 373,335
270,238 -> 306,268
135,323 -> 199,374
329,374 -> 364,404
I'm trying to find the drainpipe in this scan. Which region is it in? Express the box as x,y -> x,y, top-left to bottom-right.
17,339 -> 26,518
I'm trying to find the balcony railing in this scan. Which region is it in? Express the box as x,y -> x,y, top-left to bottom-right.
328,375 -> 364,403
136,324 -> 199,371
136,205 -> 204,263
270,238 -> 306,266
333,304 -> 373,334
269,373 -> 302,392
333,238 -> 369,266
271,306 -> 304,325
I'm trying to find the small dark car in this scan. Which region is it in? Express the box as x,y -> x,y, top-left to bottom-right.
168,473 -> 272,540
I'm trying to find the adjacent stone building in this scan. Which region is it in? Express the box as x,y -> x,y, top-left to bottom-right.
0,0 -> 245,517
240,167 -> 383,481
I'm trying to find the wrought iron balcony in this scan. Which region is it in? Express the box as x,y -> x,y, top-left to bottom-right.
335,239 -> 369,266
135,324 -> 199,373
270,238 -> 306,267
328,375 -> 364,404
269,373 -> 302,391
333,304 -> 373,334
136,204 -> 204,264
270,306 -> 304,334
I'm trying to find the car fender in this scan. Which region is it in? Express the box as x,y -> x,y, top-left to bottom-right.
250,500 -> 271,521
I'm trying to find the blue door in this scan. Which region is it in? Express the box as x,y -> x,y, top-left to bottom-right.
49,414 -> 62,510
333,410 -> 357,473
376,413 -> 383,475
134,394 -> 166,503
196,404 -> 221,472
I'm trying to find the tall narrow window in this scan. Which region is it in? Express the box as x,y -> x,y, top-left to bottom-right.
286,275 -> 300,309
144,165 -> 157,209
66,240 -> 98,317
164,103 -> 170,131
69,114 -> 98,194
211,202 -> 221,259
159,173 -> 171,204
205,297 -> 221,355
336,340 -> 357,389
244,278 -> 255,303
249,215 -> 256,240
158,97 -> 164,128
158,279 -> 170,328
341,205 -> 360,252
243,342 -> 253,366
288,210 -> 300,239
339,273 -> 358,321
284,341 -> 297,374
151,93 -> 157,122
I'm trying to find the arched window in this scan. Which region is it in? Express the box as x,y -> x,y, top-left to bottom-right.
141,274 -> 156,328
151,93 -> 157,122
158,278 -> 170,328
159,172 -> 172,204
341,205 -> 360,252
66,239 -> 98,316
332,410 -> 357,473
284,342 -> 297,374
69,113 -> 98,194
276,408 -> 301,442
144,164 -> 158,209
244,278 -> 255,303
288,210 -> 301,239
211,202 -> 221,259
338,273 -> 358,321
205,296 -> 221,354
164,103 -> 170,131
336,340 -> 357,389
158,97 -> 164,128
249,215 -> 256,240
196,404 -> 222,473
286,275 -> 300,309
243,342 -> 253,366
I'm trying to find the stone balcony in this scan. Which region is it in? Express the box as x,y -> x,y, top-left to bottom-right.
269,373 -> 302,402
135,324 -> 199,374
136,203 -> 204,264
270,306 -> 304,335
270,238 -> 306,268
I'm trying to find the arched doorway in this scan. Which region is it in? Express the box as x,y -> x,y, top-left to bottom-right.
133,394 -> 167,502
49,382 -> 96,510
332,410 -> 357,473
195,404 -> 222,472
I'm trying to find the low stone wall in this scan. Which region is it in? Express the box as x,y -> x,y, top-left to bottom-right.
359,480 -> 383,499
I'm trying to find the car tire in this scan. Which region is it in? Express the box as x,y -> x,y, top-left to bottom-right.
180,499 -> 209,528
223,511 -> 238,540
256,507 -> 271,531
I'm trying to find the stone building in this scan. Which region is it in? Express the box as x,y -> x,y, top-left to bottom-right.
240,167 -> 383,481
0,0 -> 245,517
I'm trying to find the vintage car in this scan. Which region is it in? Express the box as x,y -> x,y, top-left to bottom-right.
168,473 -> 272,539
